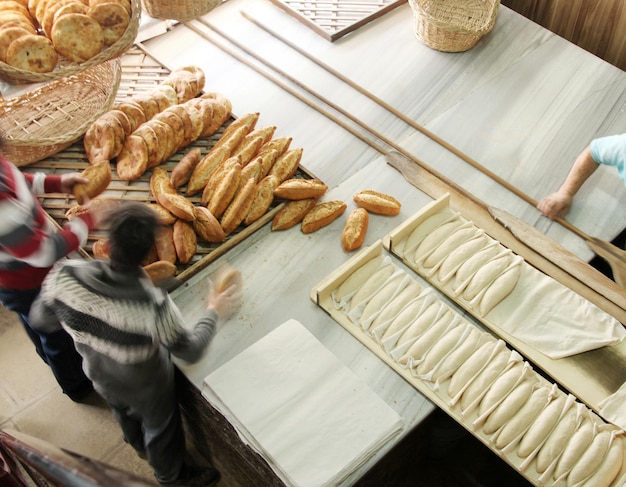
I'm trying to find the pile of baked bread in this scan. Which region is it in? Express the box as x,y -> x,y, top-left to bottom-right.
0,0 -> 131,73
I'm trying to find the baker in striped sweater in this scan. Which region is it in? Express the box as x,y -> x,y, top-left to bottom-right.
29,201 -> 242,487
0,151 -> 107,402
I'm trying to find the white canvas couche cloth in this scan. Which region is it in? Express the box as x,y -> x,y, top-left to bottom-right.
202,319 -> 403,487
599,381 -> 626,431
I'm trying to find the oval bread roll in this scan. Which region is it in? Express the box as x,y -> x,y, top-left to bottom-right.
170,148 -> 202,188
274,178 -> 328,200
272,198 -> 317,231
73,160 -> 111,205
154,225 -> 177,264
245,175 -> 280,226
301,200 -> 347,234
214,265 -> 243,293
207,163 -> 242,219
353,190 -> 401,216
143,260 -> 177,287
220,176 -> 257,235
157,193 -> 195,222
186,145 -> 230,196
268,147 -> 303,182
193,206 -> 226,243
341,207 -> 369,251
150,166 -> 177,199
173,219 -> 197,264
333,255 -> 384,303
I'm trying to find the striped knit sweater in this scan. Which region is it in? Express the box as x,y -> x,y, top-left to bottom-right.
0,156 -> 92,290
33,259 -> 217,365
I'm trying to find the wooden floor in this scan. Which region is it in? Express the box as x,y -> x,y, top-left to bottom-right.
354,408 -> 532,487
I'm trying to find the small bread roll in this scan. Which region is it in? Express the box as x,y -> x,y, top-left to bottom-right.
353,190 -> 401,216
143,260 -> 177,287
272,198 -> 317,231
157,193 -> 195,222
274,178 -> 328,200
268,147 -> 303,182
172,219 -> 197,264
301,200 -> 346,234
193,206 -> 226,243
341,208 -> 369,251
244,175 -> 279,226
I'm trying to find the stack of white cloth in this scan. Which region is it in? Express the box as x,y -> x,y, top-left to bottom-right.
202,319 -> 403,487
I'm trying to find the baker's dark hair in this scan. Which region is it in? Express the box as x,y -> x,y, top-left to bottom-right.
106,202 -> 158,269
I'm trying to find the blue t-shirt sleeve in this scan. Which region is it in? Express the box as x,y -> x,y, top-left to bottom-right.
589,133 -> 626,186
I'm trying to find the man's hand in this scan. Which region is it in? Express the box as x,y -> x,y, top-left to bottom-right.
60,172 -> 88,194
207,276 -> 243,324
537,190 -> 573,220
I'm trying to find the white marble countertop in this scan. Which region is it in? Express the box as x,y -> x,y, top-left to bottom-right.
140,0 -> 626,483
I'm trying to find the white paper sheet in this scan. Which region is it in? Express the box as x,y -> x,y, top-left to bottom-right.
202,319 -> 403,487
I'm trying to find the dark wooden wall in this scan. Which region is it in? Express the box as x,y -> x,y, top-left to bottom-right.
502,0 -> 626,72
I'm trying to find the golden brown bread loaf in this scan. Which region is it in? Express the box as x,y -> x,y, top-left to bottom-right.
150,166 -> 177,199
353,190 -> 401,216
172,219 -> 197,264
273,178 -> 328,200
220,176 -> 257,235
170,148 -> 201,189
154,225 -> 177,264
271,198 -> 317,231
342,207 -> 369,251
116,134 -> 148,181
73,160 -> 112,205
268,147 -> 303,182
91,238 -> 109,259
192,206 -> 226,243
157,193 -> 195,221
213,265 -> 243,293
244,174 -> 279,226
206,162 -> 242,219
301,200 -> 347,234
148,203 -> 177,225
186,145 -> 230,196
143,260 -> 177,287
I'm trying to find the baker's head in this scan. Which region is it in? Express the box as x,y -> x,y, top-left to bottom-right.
106,202 -> 158,270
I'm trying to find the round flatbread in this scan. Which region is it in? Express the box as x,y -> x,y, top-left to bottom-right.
0,26 -> 31,63
5,34 -> 57,72
51,13 -> 104,62
87,2 -> 129,46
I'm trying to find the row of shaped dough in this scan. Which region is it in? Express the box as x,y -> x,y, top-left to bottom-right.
330,255 -> 625,487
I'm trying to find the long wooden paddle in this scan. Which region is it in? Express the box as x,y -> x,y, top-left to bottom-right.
238,11 -> 626,281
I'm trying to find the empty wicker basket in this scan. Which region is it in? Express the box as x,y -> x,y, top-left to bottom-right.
142,0 -> 221,21
408,0 -> 500,52
0,58 -> 121,166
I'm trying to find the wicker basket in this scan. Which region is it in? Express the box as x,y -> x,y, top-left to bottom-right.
408,0 -> 499,52
0,58 -> 122,167
0,0 -> 139,85
142,0 -> 221,21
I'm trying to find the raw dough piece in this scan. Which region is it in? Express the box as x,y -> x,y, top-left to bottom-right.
462,253 -> 511,301
536,405 -> 580,474
454,243 -> 502,291
482,380 -> 535,435
398,306 -> 455,365
379,294 -> 429,342
437,234 -> 488,284
360,275 -> 404,328
494,385 -> 552,450
448,340 -> 500,399
423,226 -> 480,270
581,435 -> 624,487
334,255 -> 384,303
553,420 -> 595,480
477,261 -> 522,316
414,219 -> 465,264
567,429 -> 612,486
403,208 -> 456,255
349,264 -> 395,312
416,322 -> 469,376
517,394 -> 567,458
478,362 -> 527,417
430,326 -> 487,383
369,281 -> 422,331
460,349 -> 512,412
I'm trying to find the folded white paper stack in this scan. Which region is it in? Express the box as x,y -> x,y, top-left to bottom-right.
202,319 -> 404,487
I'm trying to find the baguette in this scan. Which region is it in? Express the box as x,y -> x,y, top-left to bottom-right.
157,193 -> 195,222
172,219 -> 197,264
353,190 -> 401,215
274,178 -> 328,200
301,200 -> 347,234
170,147 -> 202,188
220,177 -> 257,235
271,198 -> 317,230
244,174 -> 279,225
73,160 -> 111,205
192,206 -> 226,243
341,207 -> 369,251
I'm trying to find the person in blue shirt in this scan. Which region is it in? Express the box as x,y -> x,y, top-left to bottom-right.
538,133 -> 626,220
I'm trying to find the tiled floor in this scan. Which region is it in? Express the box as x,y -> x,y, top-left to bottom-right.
0,305 -> 156,484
